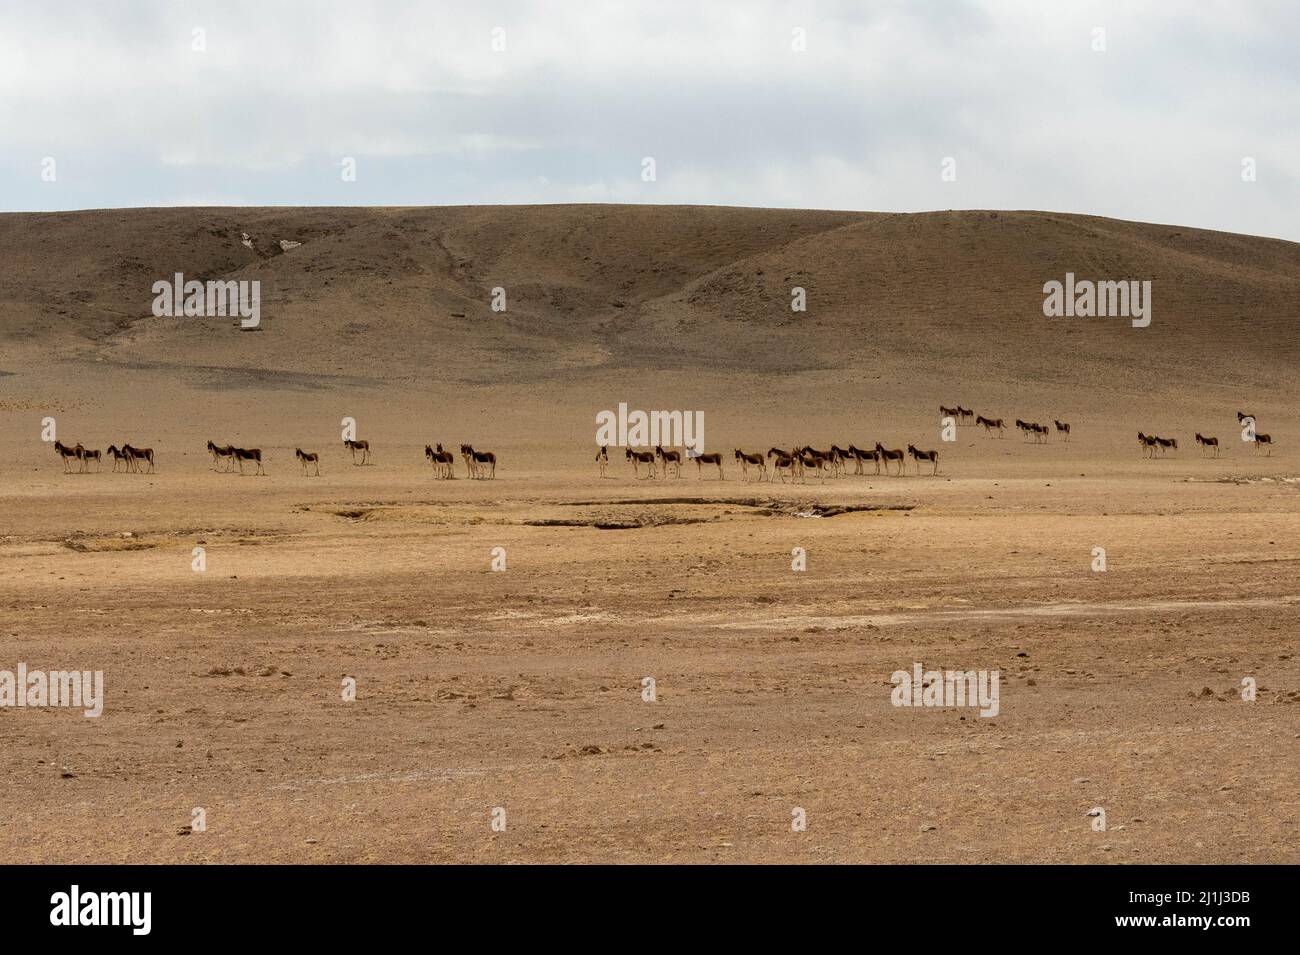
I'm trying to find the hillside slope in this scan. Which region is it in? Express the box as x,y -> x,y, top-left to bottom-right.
1,205 -> 1297,404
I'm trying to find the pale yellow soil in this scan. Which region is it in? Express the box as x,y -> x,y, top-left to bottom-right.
1,206 -> 1297,862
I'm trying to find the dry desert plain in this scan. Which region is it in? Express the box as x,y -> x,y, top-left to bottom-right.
1,205 -> 1298,863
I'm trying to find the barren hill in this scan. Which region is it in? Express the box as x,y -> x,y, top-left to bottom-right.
2,205 -> 1298,447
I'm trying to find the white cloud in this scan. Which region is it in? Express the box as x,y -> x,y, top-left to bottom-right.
0,0 -> 1296,239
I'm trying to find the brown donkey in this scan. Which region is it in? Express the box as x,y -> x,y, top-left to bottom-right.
296,448 -> 321,476
767,447 -> 797,483
907,444 -> 939,475
829,445 -> 854,477
655,445 -> 683,479
846,444 -> 878,474
874,443 -> 905,476
691,451 -> 724,480
105,445 -> 130,472
425,444 -> 454,478
461,444 -> 497,479
123,444 -> 156,473
207,440 -> 236,472
344,439 -> 370,465
734,449 -> 766,482
53,440 -> 81,472
791,447 -> 825,483
797,446 -> 836,479
625,448 -> 656,478
231,447 -> 265,475
75,444 -> 102,472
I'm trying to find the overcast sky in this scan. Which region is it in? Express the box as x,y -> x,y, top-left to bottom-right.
1,0 -> 1297,240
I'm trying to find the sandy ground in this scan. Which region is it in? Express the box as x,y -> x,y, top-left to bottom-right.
2,206 -> 1298,863
2,397 -> 1297,863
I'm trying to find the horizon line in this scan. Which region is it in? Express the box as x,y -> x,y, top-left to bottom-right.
2,203 -> 1297,246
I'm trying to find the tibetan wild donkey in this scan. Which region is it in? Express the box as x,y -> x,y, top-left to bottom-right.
734,449 -> 766,482
907,444 -> 939,475
296,448 -> 321,475
460,444 -> 497,479
425,443 -> 455,478
344,439 -> 371,465
625,448 -> 656,479
230,446 -> 265,475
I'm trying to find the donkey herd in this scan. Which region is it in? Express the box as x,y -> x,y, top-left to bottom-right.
53,440 -> 154,473
940,405 -> 1274,458
1139,412 -> 1273,458
45,410 -> 1277,480
610,443 -> 940,483
51,438 -> 501,478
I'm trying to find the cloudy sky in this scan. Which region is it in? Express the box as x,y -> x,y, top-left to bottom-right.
1,0 -> 1297,239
